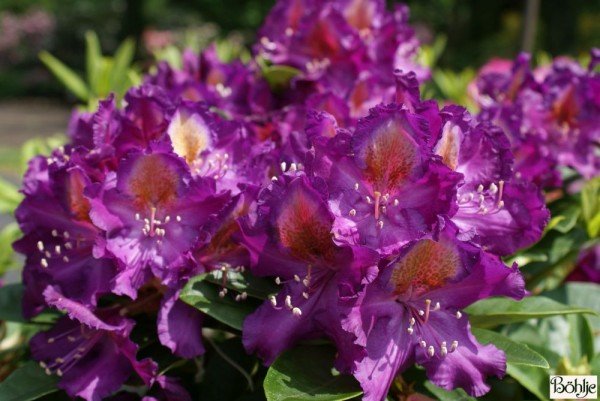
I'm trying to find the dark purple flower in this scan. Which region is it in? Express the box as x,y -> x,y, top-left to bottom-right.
14,156 -> 116,318
566,245 -> 600,283
88,146 -> 231,297
323,104 -> 461,255
30,287 -> 156,401
341,223 -> 525,400
238,173 -> 379,370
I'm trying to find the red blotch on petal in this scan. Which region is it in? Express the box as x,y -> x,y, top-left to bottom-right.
128,155 -> 181,209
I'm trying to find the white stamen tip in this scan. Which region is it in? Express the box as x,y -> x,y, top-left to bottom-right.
294,274 -> 301,282
409,317 -> 416,326
270,295 -> 277,307
420,340 -> 427,348
407,327 -> 414,335
377,221 -> 384,230
489,183 -> 498,194
349,209 -> 356,217
394,199 -> 399,206
441,345 -> 448,357
433,302 -> 440,311
37,241 -> 44,252
498,200 -> 505,208
280,162 -> 287,172
477,184 -> 484,193
275,277 -> 281,285
428,345 -> 435,357
51,230 -> 58,237
271,176 -> 278,181
285,295 -> 293,309
176,215 -> 182,222
62,256 -> 70,263
451,340 -> 458,352
419,309 -> 425,316
354,183 -> 359,191
292,307 -> 302,317
455,311 -> 462,319
302,292 -> 309,299
41,258 -> 48,268
135,213 -> 140,220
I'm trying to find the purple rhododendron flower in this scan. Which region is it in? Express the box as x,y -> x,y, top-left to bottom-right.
341,223 -> 525,400
238,173 -> 379,371
31,287 -> 156,401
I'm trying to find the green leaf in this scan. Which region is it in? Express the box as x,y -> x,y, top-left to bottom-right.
0,177 -> 22,214
466,295 -> 597,328
109,37 -> 136,97
180,274 -> 256,331
423,381 -> 475,401
471,328 -> 549,368
0,222 -> 22,275
581,176 -> 600,237
263,65 -> 301,90
506,363 -> 549,401
39,51 -> 89,101
0,361 -> 60,401
264,345 -> 362,401
0,283 -> 25,322
567,314 -> 595,364
203,269 -> 279,300
85,31 -> 102,97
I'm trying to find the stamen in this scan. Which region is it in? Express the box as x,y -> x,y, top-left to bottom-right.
292,307 -> 302,317
285,295 -> 293,309
294,274 -> 301,282
377,221 -> 384,230
302,292 -> 309,299
441,341 -> 448,357
62,256 -> 70,263
409,317 -> 415,326
354,183 -> 359,191
280,162 -> 287,172
450,340 -> 458,352
269,295 -> 277,307
275,277 -> 281,285
365,195 -> 372,204
420,340 -> 427,348
41,258 -> 48,268
477,184 -> 484,193
176,215 -> 182,222
424,299 -> 431,323
489,182 -> 498,194
455,311 -> 462,319
427,345 -> 435,358
496,180 -> 505,207
407,327 -> 414,335
433,302 -> 440,311
349,209 -> 356,217
37,241 -> 44,252
373,191 -> 381,219
55,245 -> 61,255
52,229 -> 58,237
393,199 -> 399,206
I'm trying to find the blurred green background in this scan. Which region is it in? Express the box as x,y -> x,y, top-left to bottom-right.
1,0 -> 599,100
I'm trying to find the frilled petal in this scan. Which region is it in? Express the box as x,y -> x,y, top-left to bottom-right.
158,289 -> 205,358
453,181 -> 549,256
416,313 -> 505,397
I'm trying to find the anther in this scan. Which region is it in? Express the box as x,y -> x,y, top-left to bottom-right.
51,230 -> 58,237
285,295 -> 293,309
409,317 -> 416,326
394,199 -> 399,206
289,163 -> 297,171
302,292 -> 309,299
65,242 -> 73,250
57,369 -> 63,377
135,213 -> 140,220
37,241 -> 44,252
41,258 -> 48,268
292,307 -> 302,317
67,336 -> 76,342
275,277 -> 281,285
164,216 -> 171,223
269,295 -> 277,307
477,184 -> 484,193
62,256 -> 70,263
433,302 -> 440,311
427,346 -> 435,358
271,176 -> 278,182
407,327 -> 414,335
455,311 -> 462,319
451,340 -> 458,352
218,288 -> 228,298
294,274 -> 301,282
63,231 -> 69,239
420,340 -> 427,348
354,183 -> 359,191
441,343 -> 448,357
498,200 -> 504,209
176,215 -> 182,222
366,195 -> 372,204
45,251 -> 51,258
55,245 -> 61,255
377,221 -> 384,230
349,209 -> 356,217
280,162 -> 287,172
489,183 -> 498,194
55,357 -> 64,364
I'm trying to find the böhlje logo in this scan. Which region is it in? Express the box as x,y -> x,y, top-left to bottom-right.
550,375 -> 597,399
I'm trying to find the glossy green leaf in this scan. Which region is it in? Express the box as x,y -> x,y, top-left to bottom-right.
264,345 -> 362,401
581,176 -> 600,237
0,361 -> 60,401
466,295 -> 597,328
506,363 -> 549,401
180,274 -> 256,331
471,328 -> 549,368
203,269 -> 279,300
39,51 -> 89,101
423,381 -> 475,401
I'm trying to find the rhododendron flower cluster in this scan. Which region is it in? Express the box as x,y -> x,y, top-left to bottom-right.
13,1 -> 552,400
473,50 -> 600,188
